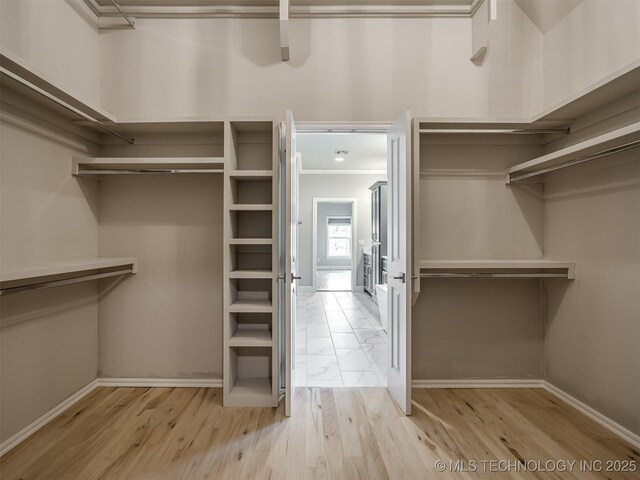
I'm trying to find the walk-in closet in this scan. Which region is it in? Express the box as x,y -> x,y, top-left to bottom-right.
1,0 -> 639,478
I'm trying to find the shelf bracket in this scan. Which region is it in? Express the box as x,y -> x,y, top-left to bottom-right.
280,0 -> 290,61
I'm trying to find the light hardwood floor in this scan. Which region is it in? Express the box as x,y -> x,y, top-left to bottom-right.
1,387 -> 638,479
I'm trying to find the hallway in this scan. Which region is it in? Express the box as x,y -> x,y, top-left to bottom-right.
295,291 -> 386,387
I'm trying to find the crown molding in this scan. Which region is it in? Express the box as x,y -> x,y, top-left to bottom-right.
81,0 -> 473,19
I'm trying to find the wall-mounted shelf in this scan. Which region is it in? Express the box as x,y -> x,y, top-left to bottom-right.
229,329 -> 272,347
229,204 -> 273,211
506,123 -> 640,184
0,258 -> 137,295
228,238 -> 273,245
72,157 -> 225,177
228,170 -> 273,180
419,260 -> 575,279
229,298 -> 273,313
228,269 -> 273,279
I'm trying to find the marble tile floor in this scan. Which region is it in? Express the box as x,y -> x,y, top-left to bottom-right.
315,269 -> 352,291
295,291 -> 387,387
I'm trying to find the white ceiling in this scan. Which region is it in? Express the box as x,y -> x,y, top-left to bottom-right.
297,132 -> 387,171
514,0 -> 583,33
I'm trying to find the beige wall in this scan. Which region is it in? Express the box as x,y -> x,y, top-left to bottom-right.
97,175 -> 224,379
544,155 -> 640,436
0,120 -> 100,443
541,0 -> 640,111
98,2 -> 543,121
0,0 -> 102,108
412,279 -> 545,380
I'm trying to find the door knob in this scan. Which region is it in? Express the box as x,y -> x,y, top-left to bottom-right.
393,273 -> 406,283
291,274 -> 302,282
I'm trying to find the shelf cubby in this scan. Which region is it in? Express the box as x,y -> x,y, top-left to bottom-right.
229,176 -> 272,205
229,244 -> 272,272
228,210 -> 273,239
229,313 -> 272,347
227,347 -> 274,407
227,121 -> 275,171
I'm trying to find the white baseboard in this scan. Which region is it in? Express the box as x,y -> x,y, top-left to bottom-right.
542,381 -> 640,449
411,379 -> 545,389
97,377 -> 223,388
0,379 -> 99,457
411,378 -> 640,449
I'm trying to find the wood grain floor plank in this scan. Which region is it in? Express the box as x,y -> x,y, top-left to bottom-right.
1,387 -> 637,480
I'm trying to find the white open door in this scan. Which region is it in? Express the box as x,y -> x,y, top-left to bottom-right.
386,111 -> 412,415
284,110 -> 299,416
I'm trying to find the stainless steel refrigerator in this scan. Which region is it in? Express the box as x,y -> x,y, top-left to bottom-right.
366,181 -> 388,297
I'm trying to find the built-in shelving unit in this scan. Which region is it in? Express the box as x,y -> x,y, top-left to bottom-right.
506,122 -> 640,184
419,260 -> 575,279
223,119 -> 278,407
0,257 -> 137,295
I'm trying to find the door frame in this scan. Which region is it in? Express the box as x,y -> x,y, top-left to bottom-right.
312,197 -> 358,292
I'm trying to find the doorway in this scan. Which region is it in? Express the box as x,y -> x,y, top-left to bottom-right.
293,130 -> 389,388
284,112 -> 413,415
313,198 -> 357,292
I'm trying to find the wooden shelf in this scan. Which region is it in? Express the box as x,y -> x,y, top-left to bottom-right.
229,329 -> 272,347
229,298 -> 273,312
1,49 -> 115,124
228,269 -> 273,279
506,123 -> 640,183
228,238 -> 273,245
229,204 -> 273,211
227,378 -> 274,407
73,157 -> 225,176
1,258 -> 137,283
228,170 -> 273,180
0,257 -> 137,294
419,259 -> 575,279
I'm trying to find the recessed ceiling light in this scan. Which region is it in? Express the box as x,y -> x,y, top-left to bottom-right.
334,157 -> 345,162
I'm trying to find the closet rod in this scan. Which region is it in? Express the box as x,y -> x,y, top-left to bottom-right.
0,67 -> 135,145
419,128 -> 570,135
509,139 -> 640,183
0,268 -> 133,296
110,0 -> 135,28
77,168 -> 224,175
419,273 -> 568,278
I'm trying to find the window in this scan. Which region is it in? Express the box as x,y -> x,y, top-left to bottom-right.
327,217 -> 352,258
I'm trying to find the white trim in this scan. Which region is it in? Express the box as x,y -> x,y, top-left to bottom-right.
312,198 -> 358,292
97,378 -> 223,388
80,1 -> 472,19
0,379 -> 99,457
411,379 -> 545,389
542,381 -> 640,449
411,379 -> 640,449
301,169 -> 387,175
